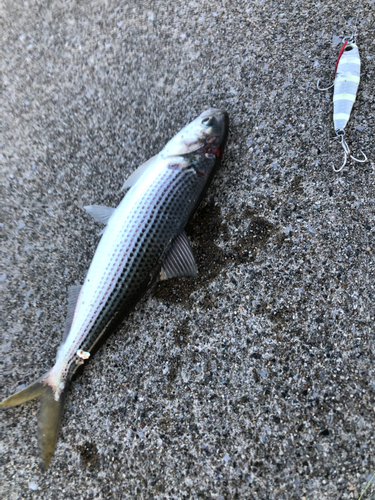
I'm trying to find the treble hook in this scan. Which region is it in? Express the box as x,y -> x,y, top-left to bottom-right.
350,150 -> 367,163
317,79 -> 334,91
333,134 -> 350,172
333,131 -> 367,172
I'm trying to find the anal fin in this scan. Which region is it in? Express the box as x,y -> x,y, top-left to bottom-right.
160,231 -> 198,280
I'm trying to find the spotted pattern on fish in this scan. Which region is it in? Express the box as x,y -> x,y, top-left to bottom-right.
0,109 -> 229,469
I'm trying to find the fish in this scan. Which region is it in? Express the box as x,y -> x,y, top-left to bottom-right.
317,34 -> 367,171
0,108 -> 229,469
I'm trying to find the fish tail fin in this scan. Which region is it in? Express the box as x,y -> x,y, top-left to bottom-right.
0,371 -> 69,470
0,375 -> 46,408
38,381 -> 68,470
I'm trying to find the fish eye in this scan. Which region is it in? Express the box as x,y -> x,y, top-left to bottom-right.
344,46 -> 353,51
202,116 -> 215,126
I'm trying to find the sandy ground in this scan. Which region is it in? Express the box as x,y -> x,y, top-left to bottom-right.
1,1 -> 374,499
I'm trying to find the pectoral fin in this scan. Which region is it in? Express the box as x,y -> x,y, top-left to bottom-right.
160,231 -> 198,280
84,205 -> 116,225
121,154 -> 159,191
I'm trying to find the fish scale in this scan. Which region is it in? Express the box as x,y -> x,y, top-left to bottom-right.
63,165 -> 200,375
0,108 -> 229,469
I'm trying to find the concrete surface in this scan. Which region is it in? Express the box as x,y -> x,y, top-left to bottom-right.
1,0 -> 374,498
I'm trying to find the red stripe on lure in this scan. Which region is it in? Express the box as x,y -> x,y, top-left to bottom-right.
334,40 -> 348,77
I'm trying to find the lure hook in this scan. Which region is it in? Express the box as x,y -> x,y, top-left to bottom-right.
333,134 -> 349,172
317,79 -> 334,91
333,131 -> 367,172
350,150 -> 367,163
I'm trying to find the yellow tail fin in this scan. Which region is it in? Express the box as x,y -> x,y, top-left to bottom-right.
1,373 -> 68,470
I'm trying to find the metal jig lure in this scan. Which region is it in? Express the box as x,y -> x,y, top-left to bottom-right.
317,32 -> 367,172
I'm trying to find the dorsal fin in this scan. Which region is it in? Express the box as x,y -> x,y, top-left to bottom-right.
160,231 -> 198,280
84,205 -> 116,225
121,154 -> 159,191
63,284 -> 82,341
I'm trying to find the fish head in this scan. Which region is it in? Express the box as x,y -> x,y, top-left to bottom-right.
162,108 -> 229,159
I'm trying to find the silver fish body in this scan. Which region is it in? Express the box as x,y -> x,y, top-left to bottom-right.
0,108 -> 229,469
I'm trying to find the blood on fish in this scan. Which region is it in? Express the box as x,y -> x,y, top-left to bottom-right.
205,144 -> 223,159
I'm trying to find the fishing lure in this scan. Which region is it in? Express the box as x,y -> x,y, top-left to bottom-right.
317,33 -> 367,172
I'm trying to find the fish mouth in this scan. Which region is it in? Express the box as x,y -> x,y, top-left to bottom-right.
162,108 -> 229,158
199,108 -> 229,147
